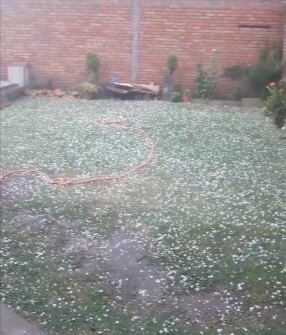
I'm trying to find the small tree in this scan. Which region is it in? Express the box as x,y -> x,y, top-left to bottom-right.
161,54 -> 178,100
193,64 -> 216,99
166,54 -> 178,75
86,53 -> 100,84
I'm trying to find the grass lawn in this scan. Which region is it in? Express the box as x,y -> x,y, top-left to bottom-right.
1,97 -> 285,335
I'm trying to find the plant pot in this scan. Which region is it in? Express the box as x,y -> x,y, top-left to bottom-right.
182,94 -> 191,103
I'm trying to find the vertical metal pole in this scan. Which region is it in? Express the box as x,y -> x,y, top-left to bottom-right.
131,0 -> 140,83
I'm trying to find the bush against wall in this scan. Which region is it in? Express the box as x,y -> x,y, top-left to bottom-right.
193,64 -> 216,99
224,45 -> 284,99
246,46 -> 283,97
264,82 -> 286,130
86,53 -> 100,84
78,53 -> 100,99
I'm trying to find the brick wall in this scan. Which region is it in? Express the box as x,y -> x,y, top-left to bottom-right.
1,0 -> 286,97
138,1 -> 285,96
0,0 -> 132,87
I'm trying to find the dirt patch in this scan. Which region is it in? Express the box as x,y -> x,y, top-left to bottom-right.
93,229 -> 168,309
62,227 -> 234,322
63,227 -> 168,312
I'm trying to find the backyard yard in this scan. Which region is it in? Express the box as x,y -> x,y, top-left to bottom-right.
1,97 -> 285,335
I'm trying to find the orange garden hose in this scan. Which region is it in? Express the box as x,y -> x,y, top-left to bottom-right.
0,119 -> 155,186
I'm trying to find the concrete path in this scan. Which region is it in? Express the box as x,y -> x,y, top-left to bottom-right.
0,303 -> 47,335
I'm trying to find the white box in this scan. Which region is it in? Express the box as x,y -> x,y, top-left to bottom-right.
8,63 -> 29,87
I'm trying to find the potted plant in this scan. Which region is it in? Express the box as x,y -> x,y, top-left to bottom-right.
170,84 -> 183,103
182,89 -> 191,103
78,82 -> 97,100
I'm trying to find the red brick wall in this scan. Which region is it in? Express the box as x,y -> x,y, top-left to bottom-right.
138,0 -> 285,96
0,0 -> 132,87
1,0 -> 285,97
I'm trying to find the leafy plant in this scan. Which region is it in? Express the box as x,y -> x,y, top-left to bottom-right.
78,82 -> 97,93
193,64 -> 216,99
171,84 -> 183,102
166,54 -> 178,75
245,45 -> 284,96
86,53 -> 100,83
264,82 -> 286,129
264,82 -> 286,112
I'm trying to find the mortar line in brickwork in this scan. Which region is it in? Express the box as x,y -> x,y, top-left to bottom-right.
131,0 -> 140,83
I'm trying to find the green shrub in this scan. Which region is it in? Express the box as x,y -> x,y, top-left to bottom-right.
224,45 -> 284,98
86,53 -> 100,83
172,84 -> 183,102
246,45 -> 284,97
264,82 -> 286,129
264,82 -> 286,112
193,64 -> 216,99
166,54 -> 178,75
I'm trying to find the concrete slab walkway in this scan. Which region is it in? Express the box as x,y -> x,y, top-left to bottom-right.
0,303 -> 47,335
